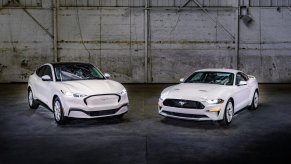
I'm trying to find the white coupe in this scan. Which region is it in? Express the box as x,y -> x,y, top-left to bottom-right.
158,69 -> 259,125
28,62 -> 129,124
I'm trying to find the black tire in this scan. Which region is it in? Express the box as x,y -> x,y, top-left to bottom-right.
248,90 -> 259,110
28,88 -> 39,109
220,99 -> 234,126
53,97 -> 66,125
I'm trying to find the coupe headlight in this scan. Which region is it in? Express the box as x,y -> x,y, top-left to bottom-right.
61,90 -> 87,98
206,99 -> 224,104
118,88 -> 127,95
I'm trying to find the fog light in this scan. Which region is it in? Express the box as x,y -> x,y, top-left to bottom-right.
208,107 -> 221,112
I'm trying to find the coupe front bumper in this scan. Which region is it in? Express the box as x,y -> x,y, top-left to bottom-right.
158,99 -> 225,121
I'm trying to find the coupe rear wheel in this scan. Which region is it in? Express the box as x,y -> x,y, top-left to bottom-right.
53,97 -> 66,125
220,99 -> 234,126
249,91 -> 259,110
28,89 -> 39,109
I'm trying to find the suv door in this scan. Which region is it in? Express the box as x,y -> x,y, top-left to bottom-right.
34,66 -> 46,100
36,65 -> 53,105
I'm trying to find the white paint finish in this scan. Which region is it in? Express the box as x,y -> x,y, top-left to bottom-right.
28,63 -> 129,121
158,68 -> 259,122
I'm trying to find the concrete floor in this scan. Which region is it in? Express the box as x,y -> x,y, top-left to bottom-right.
0,83 -> 291,164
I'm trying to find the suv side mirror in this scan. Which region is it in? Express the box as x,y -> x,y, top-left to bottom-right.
179,78 -> 184,83
41,75 -> 51,81
104,73 -> 111,79
238,81 -> 247,86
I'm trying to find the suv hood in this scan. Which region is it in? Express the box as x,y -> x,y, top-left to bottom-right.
56,80 -> 124,95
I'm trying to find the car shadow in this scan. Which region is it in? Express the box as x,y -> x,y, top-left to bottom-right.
159,117 -> 225,130
59,116 -> 131,127
27,106 -> 131,127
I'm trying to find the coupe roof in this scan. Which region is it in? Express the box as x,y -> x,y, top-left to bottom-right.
50,62 -> 94,66
195,68 -> 240,74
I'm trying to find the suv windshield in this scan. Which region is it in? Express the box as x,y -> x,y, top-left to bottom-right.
184,72 -> 234,86
53,63 -> 105,81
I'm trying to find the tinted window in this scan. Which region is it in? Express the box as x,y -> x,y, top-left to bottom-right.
53,63 -> 105,81
235,73 -> 248,85
184,72 -> 234,86
43,66 -> 53,79
241,72 -> 249,81
36,66 -> 46,77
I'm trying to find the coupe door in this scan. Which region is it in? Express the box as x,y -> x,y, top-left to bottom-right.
233,73 -> 251,112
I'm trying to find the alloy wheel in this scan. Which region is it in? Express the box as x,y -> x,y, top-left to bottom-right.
226,102 -> 234,123
54,100 -> 61,121
254,92 -> 259,108
28,90 -> 33,106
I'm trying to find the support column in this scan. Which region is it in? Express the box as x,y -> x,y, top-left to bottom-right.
234,0 -> 240,69
144,0 -> 150,83
53,0 -> 59,62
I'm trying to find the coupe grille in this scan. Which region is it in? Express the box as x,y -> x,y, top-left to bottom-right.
162,111 -> 207,118
163,99 -> 205,109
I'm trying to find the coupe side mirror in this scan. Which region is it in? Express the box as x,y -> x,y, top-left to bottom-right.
179,78 -> 184,83
238,81 -> 247,86
41,75 -> 51,81
104,73 -> 111,79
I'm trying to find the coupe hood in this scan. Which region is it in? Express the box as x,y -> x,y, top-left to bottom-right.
163,83 -> 230,101
56,80 -> 124,95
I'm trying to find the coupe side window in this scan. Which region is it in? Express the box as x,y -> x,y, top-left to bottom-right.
236,73 -> 248,85
241,72 -> 249,81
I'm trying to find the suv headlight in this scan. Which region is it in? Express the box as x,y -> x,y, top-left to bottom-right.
61,90 -> 87,98
206,99 -> 224,104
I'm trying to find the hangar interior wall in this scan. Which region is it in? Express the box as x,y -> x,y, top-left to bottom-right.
0,0 -> 291,83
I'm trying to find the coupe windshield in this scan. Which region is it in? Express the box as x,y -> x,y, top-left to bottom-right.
53,63 -> 105,81
184,72 -> 234,86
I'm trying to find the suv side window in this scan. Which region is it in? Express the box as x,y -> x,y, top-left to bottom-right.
43,66 -> 53,80
235,73 -> 248,85
36,66 -> 46,77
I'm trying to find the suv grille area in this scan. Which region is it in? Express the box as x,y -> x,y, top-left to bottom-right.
163,99 -> 205,109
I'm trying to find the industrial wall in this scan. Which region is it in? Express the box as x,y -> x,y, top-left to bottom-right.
0,0 -> 291,83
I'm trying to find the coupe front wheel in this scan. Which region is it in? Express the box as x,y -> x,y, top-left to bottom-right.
220,99 -> 234,126
53,97 -> 66,125
28,89 -> 39,109
249,91 -> 259,110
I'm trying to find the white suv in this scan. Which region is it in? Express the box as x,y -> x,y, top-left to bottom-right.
28,62 -> 129,125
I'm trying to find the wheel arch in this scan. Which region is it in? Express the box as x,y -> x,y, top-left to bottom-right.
51,93 -> 69,117
52,94 -> 59,107
228,97 -> 234,106
218,97 -> 234,120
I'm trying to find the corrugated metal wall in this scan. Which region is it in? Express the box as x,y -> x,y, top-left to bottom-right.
0,0 -> 291,83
